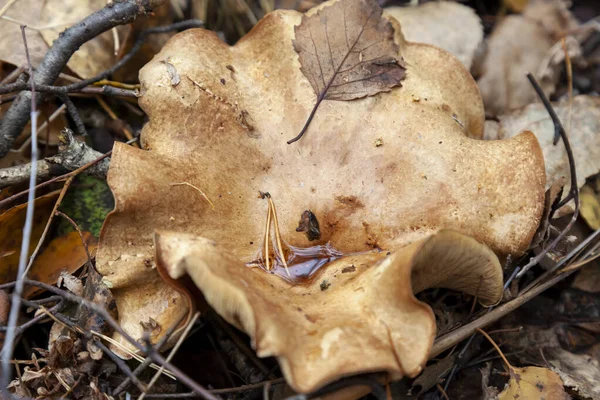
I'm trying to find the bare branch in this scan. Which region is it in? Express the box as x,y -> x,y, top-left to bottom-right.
0,129 -> 109,189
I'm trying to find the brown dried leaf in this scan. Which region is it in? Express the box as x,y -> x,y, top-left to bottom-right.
290,0 -> 405,142
38,0 -> 129,79
37,0 -> 172,80
385,2 -> 483,69
86,341 -> 103,361
572,261 -> 600,293
0,0 -> 48,68
20,367 -> 47,382
477,0 -> 577,116
75,265 -> 116,336
485,96 -> 600,212
56,270 -> 84,297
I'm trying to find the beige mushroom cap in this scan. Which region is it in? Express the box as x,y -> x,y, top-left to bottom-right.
155,229 -> 503,393
97,0 -> 545,357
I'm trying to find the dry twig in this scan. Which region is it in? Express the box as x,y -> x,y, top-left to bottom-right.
0,25 -> 40,393
0,129 -> 109,189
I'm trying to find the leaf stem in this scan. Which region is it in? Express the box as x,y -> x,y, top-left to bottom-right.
287,93 -> 326,144
475,328 -> 513,372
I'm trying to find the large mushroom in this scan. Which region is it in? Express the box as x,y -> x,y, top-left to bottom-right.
96,0 -> 546,391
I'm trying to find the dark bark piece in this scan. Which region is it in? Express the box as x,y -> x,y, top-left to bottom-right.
289,0 -> 406,144
296,210 -> 321,241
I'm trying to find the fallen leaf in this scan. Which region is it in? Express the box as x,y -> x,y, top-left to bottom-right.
385,2 -> 483,69
572,261 -> 600,293
479,327 -> 569,400
549,347 -> 600,400
0,190 -> 60,285
0,149 -> 28,171
26,0 -> 171,80
0,0 -> 48,67
290,0 -> 406,143
477,0 -> 577,116
24,231 -> 97,298
580,184 -> 600,230
75,265 -> 116,336
485,96 -> 600,198
409,354 -> 456,396
97,0 -> 545,359
56,270 -> 84,297
0,94 -> 68,158
480,362 -> 500,400
38,0 -> 129,79
499,366 -> 568,400
86,341 -> 103,361
20,367 -> 46,382
5,103 -> 68,150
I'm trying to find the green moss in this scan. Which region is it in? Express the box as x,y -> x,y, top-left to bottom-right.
58,176 -> 114,237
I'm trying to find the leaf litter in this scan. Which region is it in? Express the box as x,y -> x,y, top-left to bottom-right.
385,2 -> 483,70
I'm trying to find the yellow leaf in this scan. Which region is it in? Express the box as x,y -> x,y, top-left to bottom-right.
503,0 -> 529,13
499,366 -> 568,400
580,185 -> 600,230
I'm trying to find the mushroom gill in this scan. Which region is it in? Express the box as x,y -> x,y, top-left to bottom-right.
154,229 -> 502,393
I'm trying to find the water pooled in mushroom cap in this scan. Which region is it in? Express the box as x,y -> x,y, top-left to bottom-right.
247,242 -> 346,284
248,192 -> 374,284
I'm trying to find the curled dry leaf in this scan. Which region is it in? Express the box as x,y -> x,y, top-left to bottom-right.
76,265 -> 117,337
97,0 -> 545,375
156,229 -> 503,392
385,2 -> 483,69
485,95 -> 600,212
477,0 -> 578,116
56,270 -> 84,297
